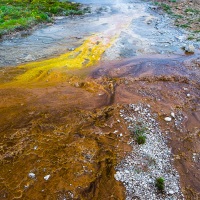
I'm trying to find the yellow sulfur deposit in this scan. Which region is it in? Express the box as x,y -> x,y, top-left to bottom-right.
3,34 -> 114,86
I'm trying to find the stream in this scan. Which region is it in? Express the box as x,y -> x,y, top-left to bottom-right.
0,0 -> 200,199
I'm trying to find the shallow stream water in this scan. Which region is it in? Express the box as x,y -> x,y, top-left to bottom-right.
0,0 -> 200,199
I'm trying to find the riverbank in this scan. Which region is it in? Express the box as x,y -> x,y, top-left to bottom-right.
0,0 -> 83,38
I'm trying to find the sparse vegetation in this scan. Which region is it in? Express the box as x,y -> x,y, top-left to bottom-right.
0,0 -> 82,37
132,125 -> 147,145
155,177 -> 165,191
136,135 -> 146,145
153,0 -> 200,41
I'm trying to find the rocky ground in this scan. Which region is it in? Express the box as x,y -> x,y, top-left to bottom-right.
115,104 -> 184,199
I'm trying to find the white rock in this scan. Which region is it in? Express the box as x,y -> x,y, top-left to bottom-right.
171,112 -> 175,118
134,107 -> 140,112
34,146 -> 38,150
187,94 -> 191,97
114,172 -> 121,181
28,173 -> 36,179
184,44 -> 195,53
44,174 -> 51,181
119,133 -> 123,137
169,190 -> 174,195
164,117 -> 172,122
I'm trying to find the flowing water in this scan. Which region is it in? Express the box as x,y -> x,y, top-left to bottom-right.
0,0 -> 200,199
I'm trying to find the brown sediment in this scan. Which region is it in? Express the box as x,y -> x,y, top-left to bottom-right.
0,79 -> 130,199
0,53 -> 200,199
92,54 -> 200,198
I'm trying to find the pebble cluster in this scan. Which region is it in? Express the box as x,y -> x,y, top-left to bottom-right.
115,104 -> 184,200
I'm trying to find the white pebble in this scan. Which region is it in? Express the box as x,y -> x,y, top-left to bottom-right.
114,171 -> 121,181
171,112 -> 175,118
28,173 -> 36,179
169,190 -> 174,195
34,146 -> 38,150
187,94 -> 191,97
134,107 -> 140,112
164,117 -> 172,122
44,174 -> 51,181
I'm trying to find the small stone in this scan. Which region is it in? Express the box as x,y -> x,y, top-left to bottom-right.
24,185 -> 29,189
184,44 -> 195,53
134,107 -> 139,112
28,173 -> 36,179
171,112 -> 175,118
187,94 -> 191,97
68,48 -> 75,51
164,117 -> 172,122
119,133 -> 123,137
44,175 -> 50,181
114,172 -> 121,181
24,54 -> 34,61
169,190 -> 174,195
34,146 -> 38,150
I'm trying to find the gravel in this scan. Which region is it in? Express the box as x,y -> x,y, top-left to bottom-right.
115,103 -> 184,200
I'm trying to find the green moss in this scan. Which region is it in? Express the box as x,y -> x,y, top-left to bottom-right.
0,0 -> 82,37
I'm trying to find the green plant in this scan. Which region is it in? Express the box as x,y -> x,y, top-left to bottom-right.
136,135 -> 146,144
132,125 -> 147,145
187,35 -> 195,40
160,3 -> 172,14
155,177 -> 165,191
180,24 -> 191,28
185,8 -> 199,14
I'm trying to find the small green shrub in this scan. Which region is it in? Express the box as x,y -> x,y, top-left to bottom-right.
136,135 -> 146,145
132,125 -> 147,145
155,177 -> 165,191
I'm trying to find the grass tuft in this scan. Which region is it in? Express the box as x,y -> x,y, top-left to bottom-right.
155,177 -> 165,191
